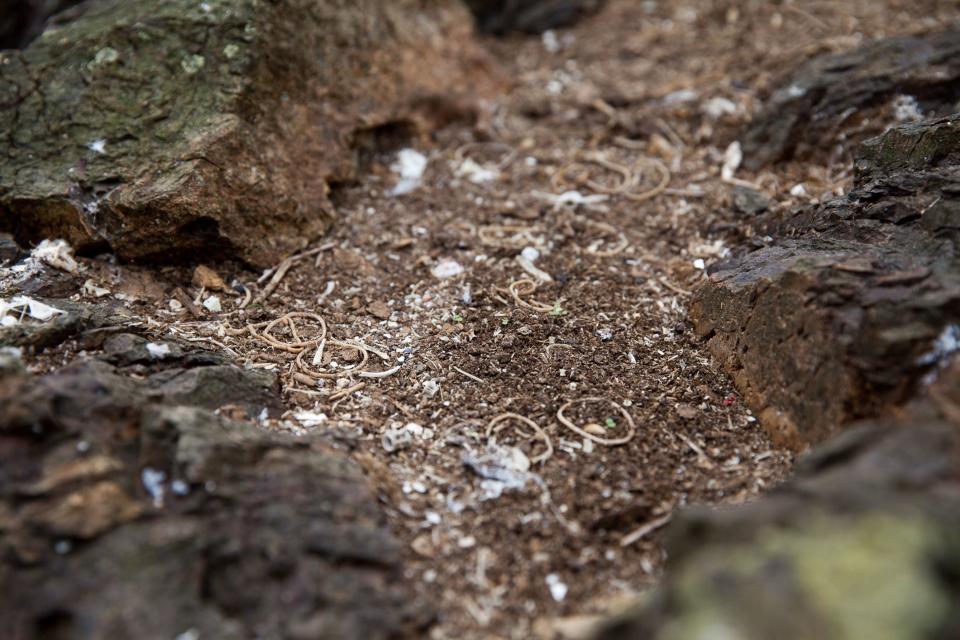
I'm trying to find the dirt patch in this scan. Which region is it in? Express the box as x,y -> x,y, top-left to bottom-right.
2,1 -> 956,638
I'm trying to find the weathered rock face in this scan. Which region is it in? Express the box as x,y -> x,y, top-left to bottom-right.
465,0 -> 605,35
594,365 -> 960,640
0,0 -> 499,266
741,30 -> 960,170
693,115 -> 960,449
0,353 -> 426,638
0,1 -> 85,49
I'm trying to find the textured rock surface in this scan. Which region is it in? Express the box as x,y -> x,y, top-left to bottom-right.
0,0 -> 498,266
0,356 -> 425,639
465,0 -> 605,34
693,115 -> 960,448
741,30 -> 960,170
594,364 -> 960,640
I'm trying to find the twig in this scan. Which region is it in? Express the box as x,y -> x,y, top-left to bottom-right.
620,513 -> 672,547
486,412 -> 554,464
453,366 -> 484,383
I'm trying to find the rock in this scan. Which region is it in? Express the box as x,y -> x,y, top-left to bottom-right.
692,115 -> 960,448
0,360 -> 426,638
0,232 -> 23,265
0,298 -> 129,351
145,365 -> 282,417
0,0 -> 83,49
741,30 -> 960,170
0,0 -> 499,267
593,366 -> 960,640
730,185 -> 770,215
465,0 -> 605,35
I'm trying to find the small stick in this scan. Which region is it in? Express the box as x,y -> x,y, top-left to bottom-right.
620,513 -> 672,547
453,366 -> 483,383
173,287 -> 202,318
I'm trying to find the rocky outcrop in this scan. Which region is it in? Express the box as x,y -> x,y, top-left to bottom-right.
465,0 -> 605,34
0,0 -> 499,266
741,30 -> 960,169
693,115 -> 960,448
0,353 -> 426,638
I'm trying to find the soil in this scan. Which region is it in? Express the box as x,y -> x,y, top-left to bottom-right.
5,1 -> 957,638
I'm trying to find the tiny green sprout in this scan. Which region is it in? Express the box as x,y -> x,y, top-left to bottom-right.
452,312 -> 464,323
501,317 -> 511,326
605,417 -> 617,429
549,302 -> 566,316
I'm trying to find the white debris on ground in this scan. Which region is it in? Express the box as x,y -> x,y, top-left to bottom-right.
431,259 -> 464,279
0,296 -> 66,326
145,342 -> 171,359
892,94 -> 923,122
721,141 -> 742,181
919,324 -> 960,384
462,442 -> 534,501
456,157 -> 499,184
702,96 -> 738,119
390,149 -> 429,196
33,238 -> 80,274
790,183 -> 807,197
141,467 -> 166,508
202,295 -> 222,313
532,190 -> 609,211
292,410 -> 328,427
545,573 -> 569,602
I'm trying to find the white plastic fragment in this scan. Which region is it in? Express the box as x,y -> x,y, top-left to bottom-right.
521,246 -> 540,262
0,296 -> 66,326
82,279 -> 111,297
693,258 -> 706,270
790,183 -> 807,197
390,149 -> 428,196
293,410 -> 328,427
702,96 -> 738,119
33,239 -> 80,274
542,29 -> 561,53
721,141 -> 742,181
382,422 -> 431,453
462,442 -> 533,500
532,190 -> 609,211
546,573 -> 568,602
456,158 -> 499,184
141,467 -> 166,508
146,342 -> 171,359
202,295 -> 222,313
893,95 -> 923,122
88,139 -> 107,154
431,259 -> 464,279
423,379 -> 440,398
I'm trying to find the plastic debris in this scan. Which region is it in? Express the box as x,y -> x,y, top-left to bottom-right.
721,141 -> 742,181
545,573 -> 568,602
390,149 -> 428,196
382,422 -> 432,453
32,238 -> 80,274
202,295 -> 222,313
141,467 -> 166,508
521,246 -> 540,262
790,183 -> 807,197
893,95 -> 922,122
431,259 -> 464,279
0,296 -> 66,326
532,190 -> 609,211
146,342 -> 171,359
293,410 -> 328,427
703,96 -> 738,119
462,442 -> 533,500
456,157 -> 499,184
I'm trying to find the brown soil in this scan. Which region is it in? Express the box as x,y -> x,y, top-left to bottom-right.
15,1 -> 956,638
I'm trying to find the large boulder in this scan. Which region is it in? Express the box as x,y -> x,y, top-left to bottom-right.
0,357 -> 426,639
741,30 -> 960,170
0,0 -> 499,266
692,115 -> 960,448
